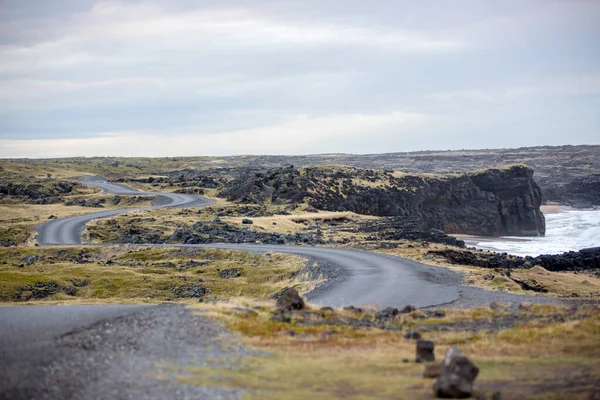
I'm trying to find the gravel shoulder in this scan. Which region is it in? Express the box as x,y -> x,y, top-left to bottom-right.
0,305 -> 252,400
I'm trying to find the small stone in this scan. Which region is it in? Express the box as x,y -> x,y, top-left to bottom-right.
343,305 -> 363,314
401,304 -> 417,313
489,300 -> 507,312
271,309 -> 292,323
20,255 -> 38,266
241,218 -> 253,224
275,288 -> 305,312
402,358 -> 410,363
404,331 -> 422,340
423,363 -> 442,379
433,347 -> 479,399
376,307 -> 399,319
63,286 -> 78,296
518,302 -> 533,311
219,268 -> 242,279
416,340 -> 435,362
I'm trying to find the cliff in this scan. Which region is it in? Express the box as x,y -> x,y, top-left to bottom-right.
220,165 -> 545,237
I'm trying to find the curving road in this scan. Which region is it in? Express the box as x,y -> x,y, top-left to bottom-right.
36,177 -> 215,245
35,176 -> 462,309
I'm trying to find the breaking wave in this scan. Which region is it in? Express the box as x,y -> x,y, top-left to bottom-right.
470,209 -> 600,257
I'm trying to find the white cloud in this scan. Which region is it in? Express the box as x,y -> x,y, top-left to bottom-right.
0,110 -> 436,157
425,75 -> 600,104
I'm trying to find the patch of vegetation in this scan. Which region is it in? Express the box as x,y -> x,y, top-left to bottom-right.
182,301 -> 600,399
0,246 -> 308,304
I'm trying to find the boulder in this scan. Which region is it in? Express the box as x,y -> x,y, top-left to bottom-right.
433,347 -> 479,399
275,288 -> 305,311
416,340 -> 435,362
20,255 -> 38,266
401,304 -> 417,313
219,268 -> 242,279
376,307 -> 399,319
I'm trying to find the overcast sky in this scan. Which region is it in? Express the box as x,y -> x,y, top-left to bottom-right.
0,0 -> 598,158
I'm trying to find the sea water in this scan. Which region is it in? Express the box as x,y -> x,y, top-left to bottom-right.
470,209 -> 600,257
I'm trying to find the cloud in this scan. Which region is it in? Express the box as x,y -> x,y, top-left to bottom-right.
425,75 -> 600,104
0,110 -> 436,157
0,0 -> 598,156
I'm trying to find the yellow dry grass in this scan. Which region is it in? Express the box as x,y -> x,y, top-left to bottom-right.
0,160 -> 93,179
181,302 -> 600,400
224,211 -> 374,234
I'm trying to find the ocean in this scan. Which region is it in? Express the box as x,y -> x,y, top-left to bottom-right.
465,209 -> 600,257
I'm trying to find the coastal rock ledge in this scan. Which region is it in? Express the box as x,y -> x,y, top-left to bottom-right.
221,164 -> 546,237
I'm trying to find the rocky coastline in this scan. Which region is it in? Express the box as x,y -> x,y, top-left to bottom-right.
221,164 -> 546,237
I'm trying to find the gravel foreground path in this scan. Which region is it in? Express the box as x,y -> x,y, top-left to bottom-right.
0,305 -> 251,400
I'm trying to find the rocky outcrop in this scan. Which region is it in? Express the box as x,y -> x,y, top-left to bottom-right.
90,216 -> 331,246
542,174 -> 600,208
354,217 -> 466,247
0,179 -> 79,204
65,198 -> 106,208
221,165 -> 545,237
429,246 -> 600,272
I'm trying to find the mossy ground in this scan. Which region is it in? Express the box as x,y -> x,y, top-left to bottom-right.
179,302 -> 600,400
0,246 -> 308,304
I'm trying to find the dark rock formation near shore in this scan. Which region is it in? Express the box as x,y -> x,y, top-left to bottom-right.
430,246 -> 600,272
221,165 -> 545,237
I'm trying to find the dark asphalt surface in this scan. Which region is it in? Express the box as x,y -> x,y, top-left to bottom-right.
36,176 -> 215,245
0,305 -> 250,400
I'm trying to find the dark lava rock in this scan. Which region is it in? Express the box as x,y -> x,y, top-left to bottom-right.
219,268 -> 242,279
275,288 -> 305,312
376,307 -> 399,320
271,309 -> 292,323
343,305 -> 363,314
15,281 -> 61,301
433,347 -> 480,399
401,304 -> 417,313
0,179 -> 78,204
241,218 -> 253,225
71,279 -> 89,287
63,286 -> 78,296
416,340 -> 435,363
220,164 -> 545,237
430,246 -> 600,272
65,198 -> 106,208
171,284 -> 208,300
20,255 -> 38,266
404,331 -> 422,340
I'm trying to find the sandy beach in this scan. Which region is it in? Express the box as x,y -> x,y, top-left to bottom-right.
540,202 -> 567,215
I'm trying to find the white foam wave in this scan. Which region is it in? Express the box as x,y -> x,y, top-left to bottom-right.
471,209 -> 600,257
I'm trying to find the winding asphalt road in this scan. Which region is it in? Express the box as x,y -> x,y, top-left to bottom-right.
35,176 -> 460,309
36,177 -> 215,245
